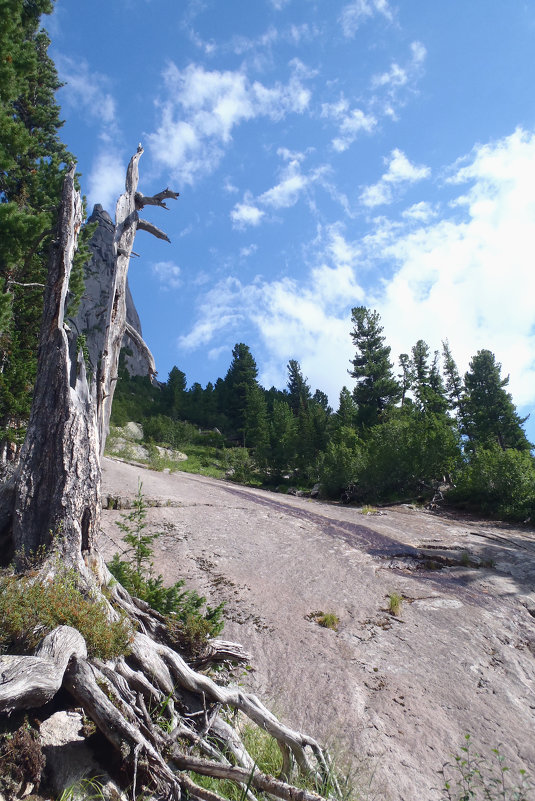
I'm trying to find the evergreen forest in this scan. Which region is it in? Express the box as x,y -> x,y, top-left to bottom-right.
111,311 -> 535,522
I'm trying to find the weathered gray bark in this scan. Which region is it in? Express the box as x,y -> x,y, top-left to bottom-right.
12,166 -> 100,561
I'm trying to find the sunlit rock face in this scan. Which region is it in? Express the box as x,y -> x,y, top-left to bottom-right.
71,204 -> 152,380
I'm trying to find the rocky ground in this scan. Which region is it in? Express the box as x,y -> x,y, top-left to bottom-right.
100,457 -> 535,801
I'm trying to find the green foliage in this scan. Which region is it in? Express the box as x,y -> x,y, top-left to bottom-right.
315,611 -> 340,631
0,0 -> 76,442
107,483 -> 224,655
463,350 -> 531,452
349,307 -> 401,428
450,447 -> 535,521
224,447 -> 258,485
440,735 -> 533,801
0,568 -> 132,659
317,428 -> 364,498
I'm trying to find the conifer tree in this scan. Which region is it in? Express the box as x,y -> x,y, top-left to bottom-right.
224,343 -> 259,442
286,359 -> 311,415
463,349 -> 531,452
0,0 -> 75,448
349,307 -> 401,428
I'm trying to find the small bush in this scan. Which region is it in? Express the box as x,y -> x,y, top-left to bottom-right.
309,611 -> 340,631
108,483 -> 224,656
0,719 -> 44,797
0,569 -> 132,659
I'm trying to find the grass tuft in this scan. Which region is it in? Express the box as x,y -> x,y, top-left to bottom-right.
387,593 -> 403,617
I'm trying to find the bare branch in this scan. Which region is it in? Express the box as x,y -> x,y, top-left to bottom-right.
135,188 -> 179,210
136,218 -> 171,243
125,322 -> 156,376
7,281 -> 45,289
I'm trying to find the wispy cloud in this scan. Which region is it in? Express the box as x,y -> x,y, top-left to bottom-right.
151,260 -> 182,290
230,151 -> 326,227
339,0 -> 393,38
148,61 -> 311,185
56,56 -> 125,211
360,148 -> 430,207
231,195 -> 265,228
372,41 -> 426,90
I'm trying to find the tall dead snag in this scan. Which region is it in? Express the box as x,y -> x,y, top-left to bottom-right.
11,165 -> 99,563
0,151 -> 339,801
10,147 -> 178,564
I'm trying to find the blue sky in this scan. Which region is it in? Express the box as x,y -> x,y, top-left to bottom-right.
48,0 -> 535,440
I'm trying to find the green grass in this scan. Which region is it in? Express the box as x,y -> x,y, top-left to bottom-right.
387,593 -> 403,617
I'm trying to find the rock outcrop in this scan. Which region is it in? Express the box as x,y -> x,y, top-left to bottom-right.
70,205 -> 153,379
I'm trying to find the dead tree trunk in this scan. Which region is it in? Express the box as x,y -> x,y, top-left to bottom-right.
10,147 -> 178,564
0,151 -> 339,801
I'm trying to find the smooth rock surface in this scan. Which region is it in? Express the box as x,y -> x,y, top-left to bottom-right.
100,458 -> 535,801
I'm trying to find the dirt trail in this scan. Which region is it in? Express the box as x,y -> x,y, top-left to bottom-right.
100,457 -> 535,801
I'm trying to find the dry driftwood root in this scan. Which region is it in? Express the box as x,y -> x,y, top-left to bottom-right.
0,566 -> 339,801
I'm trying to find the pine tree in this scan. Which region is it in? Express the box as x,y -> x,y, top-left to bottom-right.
410,340 -> 448,416
463,349 -> 531,452
244,383 -> 269,457
164,366 -> 187,418
0,0 -> 75,448
268,399 -> 297,477
349,307 -> 401,428
286,359 -> 311,415
224,343 -> 259,443
333,386 -> 358,434
398,353 -> 413,408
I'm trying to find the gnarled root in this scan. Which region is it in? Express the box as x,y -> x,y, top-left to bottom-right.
0,566 -> 339,800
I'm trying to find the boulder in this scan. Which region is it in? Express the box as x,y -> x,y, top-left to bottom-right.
70,205 -> 153,380
39,711 -> 127,801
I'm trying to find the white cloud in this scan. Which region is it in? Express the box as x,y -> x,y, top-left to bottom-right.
231,194 -> 265,228
360,148 -> 430,207
240,244 -> 258,258
369,128 -> 535,408
87,151 -> 125,212
402,201 -> 437,222
56,56 -> 125,211
148,62 -> 311,185
332,109 -> 377,152
151,260 -> 182,290
178,225 -> 364,403
372,41 -> 427,89
340,0 -> 393,37
56,56 -> 117,130
229,154 -> 326,226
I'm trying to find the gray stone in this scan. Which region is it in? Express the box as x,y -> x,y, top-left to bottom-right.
39,711 -> 127,800
70,205 -> 153,380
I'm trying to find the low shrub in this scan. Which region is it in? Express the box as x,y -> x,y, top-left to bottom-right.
108,482 -> 224,656
450,447 -> 535,521
0,568 -> 132,659
440,734 -> 533,800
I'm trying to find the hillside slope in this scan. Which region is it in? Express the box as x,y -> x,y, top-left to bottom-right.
99,457 -> 535,801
